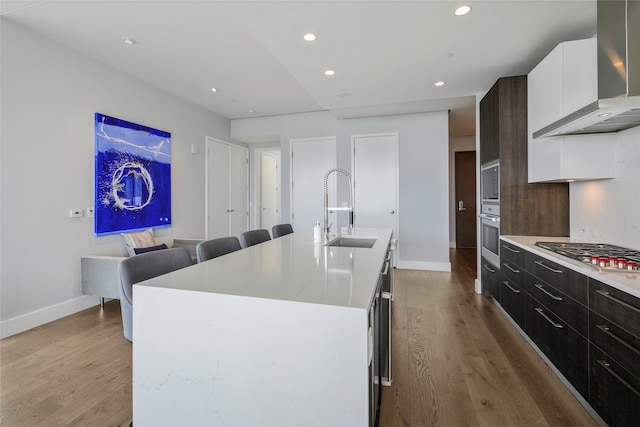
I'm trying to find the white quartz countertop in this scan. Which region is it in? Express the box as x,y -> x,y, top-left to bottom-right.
501,235 -> 640,298
135,227 -> 393,310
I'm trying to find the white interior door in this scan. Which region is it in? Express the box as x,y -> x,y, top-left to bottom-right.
291,137 -> 336,232
206,138 -> 230,238
261,151 -> 279,231
206,137 -> 248,238
228,144 -> 249,236
353,133 -> 398,236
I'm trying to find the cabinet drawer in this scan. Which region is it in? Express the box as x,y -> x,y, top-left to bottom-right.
528,275 -> 588,338
590,311 -> 640,380
500,277 -> 526,329
526,298 -> 589,398
501,240 -> 525,268
481,257 -> 499,299
526,252 -> 588,305
590,279 -> 640,339
501,257 -> 525,287
589,344 -> 640,427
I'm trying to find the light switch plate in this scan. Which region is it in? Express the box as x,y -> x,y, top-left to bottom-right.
69,209 -> 83,218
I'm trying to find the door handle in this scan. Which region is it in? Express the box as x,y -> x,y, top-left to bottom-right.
226,209 -> 236,213
388,210 -> 395,214
458,201 -> 467,211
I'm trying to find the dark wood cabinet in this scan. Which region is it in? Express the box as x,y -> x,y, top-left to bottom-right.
588,279 -> 640,427
498,239 -> 640,426
480,256 -> 499,300
525,295 -> 589,397
500,275 -> 527,329
589,344 -> 640,427
500,240 -> 528,330
479,84 -> 499,164
479,76 -> 570,237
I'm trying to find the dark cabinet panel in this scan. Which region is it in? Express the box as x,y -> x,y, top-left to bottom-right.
480,257 -> 499,300
501,241 -> 525,267
479,83 -> 499,165
527,275 -> 588,338
525,251 -> 588,305
589,344 -> 640,427
590,279 -> 640,339
590,311 -> 640,381
500,277 -> 527,329
526,297 -> 589,397
479,76 -> 569,237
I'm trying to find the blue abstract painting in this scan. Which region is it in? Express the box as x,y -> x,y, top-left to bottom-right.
94,113 -> 171,235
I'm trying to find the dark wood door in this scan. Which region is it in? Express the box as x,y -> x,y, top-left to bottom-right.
455,151 -> 477,248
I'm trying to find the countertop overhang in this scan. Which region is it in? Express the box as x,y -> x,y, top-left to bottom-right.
501,235 -> 640,298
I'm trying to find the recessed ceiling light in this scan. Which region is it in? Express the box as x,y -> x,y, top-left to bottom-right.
210,87 -> 217,93
598,112 -> 612,117
435,81 -> 445,87
455,5 -> 472,16
122,37 -> 137,45
325,70 -> 336,76
304,33 -> 316,42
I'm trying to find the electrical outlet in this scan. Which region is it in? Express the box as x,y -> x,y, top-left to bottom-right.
86,207 -> 94,218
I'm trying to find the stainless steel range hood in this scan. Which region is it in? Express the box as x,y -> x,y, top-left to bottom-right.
533,0 -> 640,139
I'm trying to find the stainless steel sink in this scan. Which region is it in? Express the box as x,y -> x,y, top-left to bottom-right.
325,236 -> 377,248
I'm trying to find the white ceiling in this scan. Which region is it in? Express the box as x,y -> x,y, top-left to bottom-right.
1,0 -> 597,139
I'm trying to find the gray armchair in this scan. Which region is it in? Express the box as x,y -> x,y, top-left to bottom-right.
118,247 -> 192,341
196,236 -> 242,263
239,229 -> 271,248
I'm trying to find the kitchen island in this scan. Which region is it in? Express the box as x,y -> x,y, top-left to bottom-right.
132,227 -> 393,427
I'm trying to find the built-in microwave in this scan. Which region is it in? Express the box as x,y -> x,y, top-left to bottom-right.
481,161 -> 499,204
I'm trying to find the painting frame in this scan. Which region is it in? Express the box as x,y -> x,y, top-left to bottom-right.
94,113 -> 171,236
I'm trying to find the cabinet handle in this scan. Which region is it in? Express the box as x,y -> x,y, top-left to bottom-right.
596,325 -> 640,356
597,360 -> 640,398
483,263 -> 496,273
534,284 -> 563,301
502,263 -> 520,273
596,290 -> 640,314
503,245 -> 520,254
502,280 -> 521,294
381,261 -> 390,276
535,260 -> 563,274
535,307 -> 563,329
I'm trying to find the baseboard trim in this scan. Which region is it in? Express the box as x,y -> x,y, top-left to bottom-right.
396,260 -> 451,272
0,295 -> 100,339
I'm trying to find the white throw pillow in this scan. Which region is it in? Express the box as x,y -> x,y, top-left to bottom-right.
121,228 -> 156,256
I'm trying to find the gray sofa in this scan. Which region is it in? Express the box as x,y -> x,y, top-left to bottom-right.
81,238 -> 202,305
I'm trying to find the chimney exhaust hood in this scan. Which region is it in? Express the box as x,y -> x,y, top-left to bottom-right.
533,0 -> 640,139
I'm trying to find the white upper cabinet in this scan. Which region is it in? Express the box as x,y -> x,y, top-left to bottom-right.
528,38 -> 616,183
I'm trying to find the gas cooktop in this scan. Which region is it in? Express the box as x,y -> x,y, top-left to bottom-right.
535,241 -> 640,272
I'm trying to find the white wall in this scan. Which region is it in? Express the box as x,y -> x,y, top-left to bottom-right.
448,136 -> 476,247
0,19 -> 231,336
570,125 -> 640,248
231,110 -> 451,271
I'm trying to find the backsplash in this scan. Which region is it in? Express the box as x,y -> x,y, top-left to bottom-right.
570,125 -> 640,249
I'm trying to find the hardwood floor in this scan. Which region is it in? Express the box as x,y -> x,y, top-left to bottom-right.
0,301 -> 132,427
0,249 -> 597,426
378,249 -> 596,427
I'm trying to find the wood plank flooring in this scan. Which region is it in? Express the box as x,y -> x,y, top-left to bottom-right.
378,249 -> 597,427
0,249 -> 597,426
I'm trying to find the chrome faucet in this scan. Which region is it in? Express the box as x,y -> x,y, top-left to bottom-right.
323,167 -> 354,240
